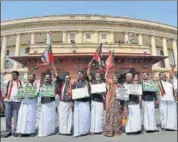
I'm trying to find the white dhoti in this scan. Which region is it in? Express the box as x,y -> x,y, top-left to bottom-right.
58,101 -> 72,134
142,101 -> 158,131
38,101 -> 56,137
17,98 -> 37,134
36,97 -> 41,128
74,101 -> 90,137
126,104 -> 142,133
160,100 -> 177,130
90,101 -> 104,133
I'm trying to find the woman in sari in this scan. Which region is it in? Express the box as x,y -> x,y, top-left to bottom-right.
104,71 -> 127,137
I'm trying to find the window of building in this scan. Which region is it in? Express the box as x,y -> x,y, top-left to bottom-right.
25,47 -> 30,54
168,49 -> 175,65
70,33 -> 75,40
86,33 -> 91,39
101,33 -> 107,39
129,33 -> 137,44
156,47 -> 165,68
6,50 -> 10,56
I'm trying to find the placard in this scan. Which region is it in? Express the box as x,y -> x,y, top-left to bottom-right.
90,83 -> 107,94
72,87 -> 89,100
116,88 -> 129,100
152,81 -> 160,93
124,84 -> 142,96
142,81 -> 156,92
18,86 -> 37,99
39,85 -> 55,97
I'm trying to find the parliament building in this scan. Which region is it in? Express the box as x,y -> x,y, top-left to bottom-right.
1,14 -> 177,82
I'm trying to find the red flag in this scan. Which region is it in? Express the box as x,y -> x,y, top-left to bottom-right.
36,45 -> 54,68
40,45 -> 54,64
48,45 -> 54,63
105,51 -> 114,70
93,43 -> 102,62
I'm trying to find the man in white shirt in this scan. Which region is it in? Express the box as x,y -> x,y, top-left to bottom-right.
2,71 -> 23,138
159,72 -> 177,131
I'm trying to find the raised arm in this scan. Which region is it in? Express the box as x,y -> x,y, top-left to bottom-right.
104,69 -> 112,85
87,62 -> 92,81
52,63 -> 58,78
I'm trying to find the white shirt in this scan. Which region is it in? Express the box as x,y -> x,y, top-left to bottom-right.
160,80 -> 175,101
4,80 -> 24,102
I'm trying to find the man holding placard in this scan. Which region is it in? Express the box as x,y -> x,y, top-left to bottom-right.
72,70 -> 91,137
158,72 -> 177,131
16,73 -> 40,136
141,72 -> 158,132
57,73 -> 73,135
124,72 -> 142,134
38,73 -> 56,137
87,62 -> 106,134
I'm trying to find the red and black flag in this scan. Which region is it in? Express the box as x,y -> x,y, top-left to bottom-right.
93,43 -> 103,62
37,45 -> 54,68
105,50 -> 115,70
93,43 -> 105,73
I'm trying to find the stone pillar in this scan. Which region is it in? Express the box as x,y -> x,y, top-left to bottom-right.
95,31 -> 99,43
124,32 -> 129,44
162,37 -> 170,68
31,32 -> 36,44
62,31 -> 67,43
1,36 -> 7,71
110,32 -> 114,43
172,39 -> 177,66
14,34 -> 21,69
138,34 -> 143,45
151,36 -> 157,55
78,31 -> 83,43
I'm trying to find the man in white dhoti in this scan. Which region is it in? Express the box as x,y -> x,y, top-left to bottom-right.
17,73 -> 40,136
124,73 -> 142,134
57,73 -> 73,135
169,65 -> 178,101
38,73 -> 56,137
73,70 -> 91,137
141,72 -> 158,132
87,62 -> 105,134
158,72 -> 177,131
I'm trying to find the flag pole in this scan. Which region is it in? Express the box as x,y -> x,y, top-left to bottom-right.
90,58 -> 94,64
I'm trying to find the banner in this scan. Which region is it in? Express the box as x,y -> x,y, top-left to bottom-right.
39,85 -> 55,97
72,87 -> 89,100
142,81 -> 159,92
90,83 -> 107,94
116,88 -> 129,100
18,86 -> 37,99
124,84 -> 142,96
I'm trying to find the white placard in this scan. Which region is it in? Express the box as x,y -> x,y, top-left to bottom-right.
116,88 -> 129,100
72,87 -> 90,100
91,83 -> 107,94
124,84 -> 142,96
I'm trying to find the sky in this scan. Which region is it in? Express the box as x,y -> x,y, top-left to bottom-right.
1,1 -> 177,27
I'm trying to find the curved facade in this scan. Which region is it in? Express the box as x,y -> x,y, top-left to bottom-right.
1,14 -> 177,81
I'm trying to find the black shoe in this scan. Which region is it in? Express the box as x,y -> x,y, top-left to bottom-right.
13,132 -> 20,137
2,132 -> 12,138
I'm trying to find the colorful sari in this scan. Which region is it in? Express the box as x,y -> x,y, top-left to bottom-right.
104,80 -> 126,137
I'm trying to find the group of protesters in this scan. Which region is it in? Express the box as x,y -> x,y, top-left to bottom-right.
1,60 -> 177,138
